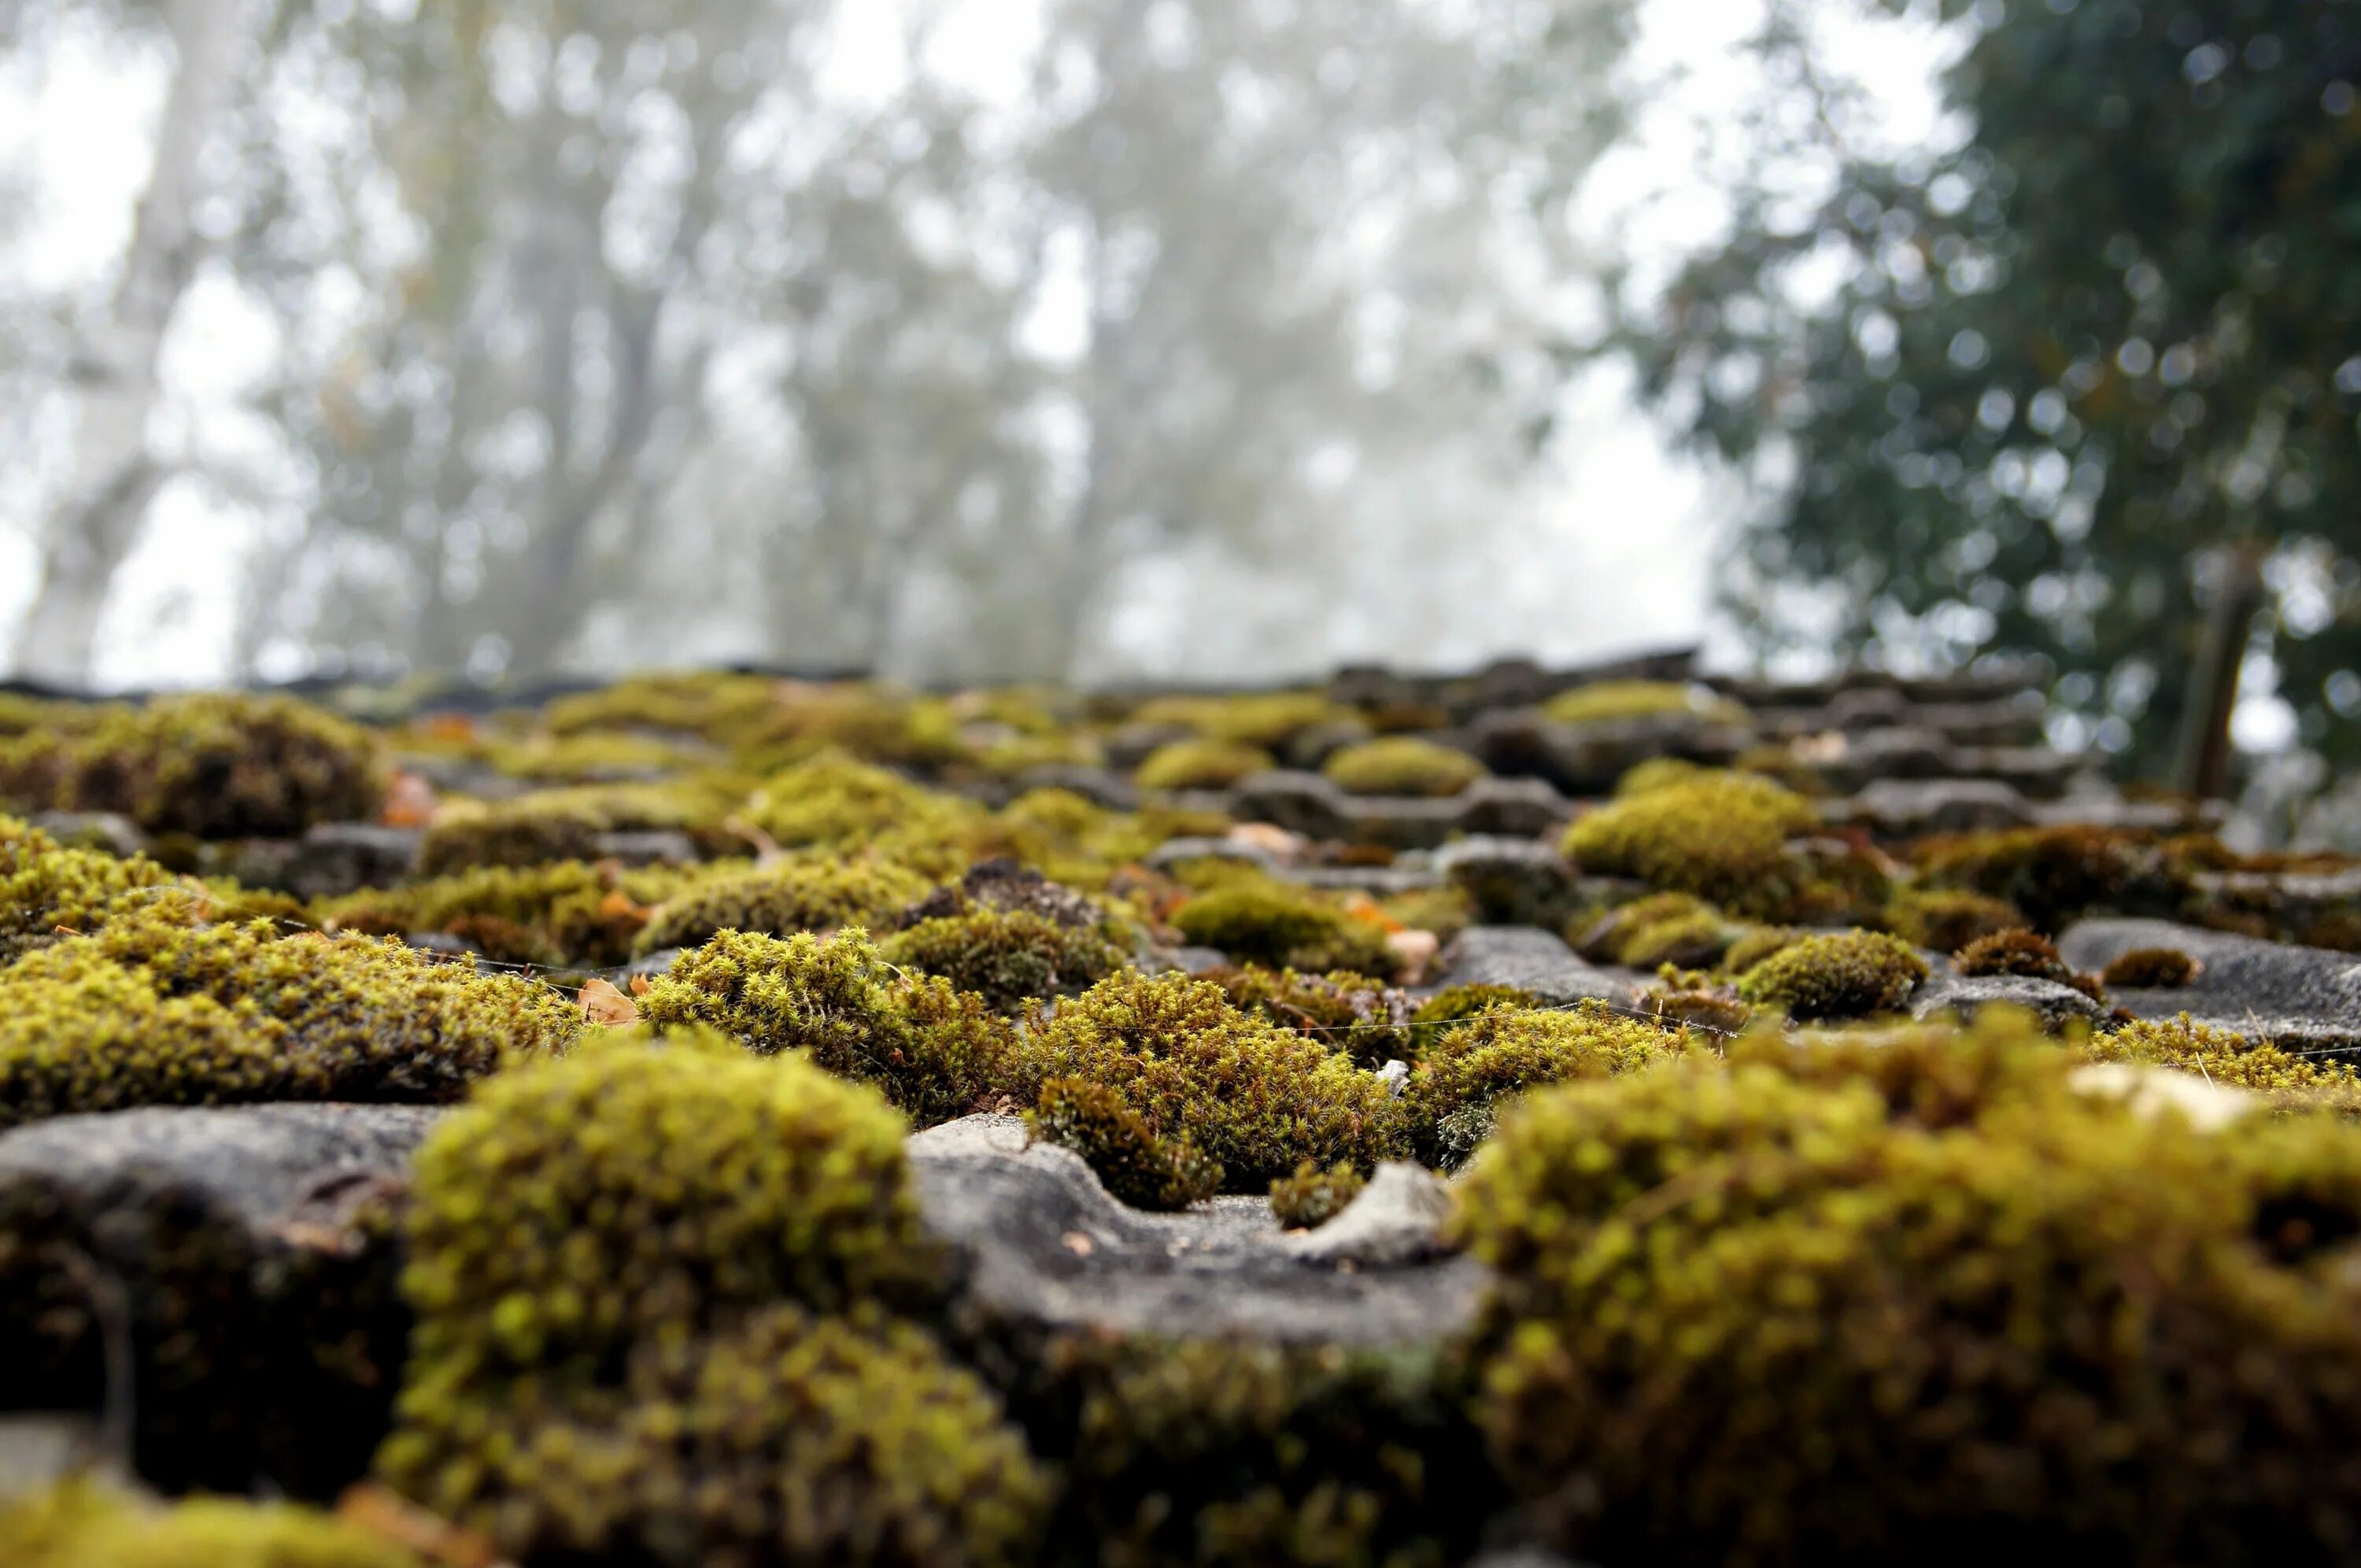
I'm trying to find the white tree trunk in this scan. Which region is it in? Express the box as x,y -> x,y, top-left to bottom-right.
14,0 -> 244,687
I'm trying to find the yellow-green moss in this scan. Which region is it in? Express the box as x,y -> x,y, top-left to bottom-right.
1022,970 -> 1401,1191
1954,928 -> 2105,1000
634,855 -> 930,956
1029,1075 -> 1221,1210
1268,1160 -> 1368,1229
880,906 -> 1129,1016
1454,1013 -> 2361,1562
739,747 -> 982,851
1881,887 -> 2030,953
1410,981 -> 1540,1034
1561,772 -> 1816,916
5,1481 -> 423,1568
1131,692 -> 1352,750
1543,681 -> 1747,728
320,859 -> 701,968
379,1031 -> 1048,1564
2087,1015 -> 2361,1115
1135,740 -> 1276,791
1613,756 -> 1709,797
1319,737 -> 1485,798
1912,825 -> 2182,932
1576,891 -> 1742,969
1206,964 -> 1413,1068
1734,928 -> 1929,1020
0,902 -> 582,1129
0,814 -> 177,964
1719,924 -> 1805,977
635,927 -> 1010,1123
1404,1001 -> 1694,1169
1169,882 -> 1395,976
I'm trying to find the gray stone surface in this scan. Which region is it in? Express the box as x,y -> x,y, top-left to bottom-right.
1908,972 -> 2109,1031
1834,778 -> 2032,836
592,828 -> 703,866
1145,836 -> 1282,873
1466,708 -> 1747,796
272,822 -> 423,899
1437,836 -> 1580,928
1431,927 -> 1635,1007
28,810 -> 150,860
907,1117 -> 1488,1348
1282,1162 -> 1457,1267
1224,770 -> 1571,852
1011,762 -> 1140,811
2059,917 -> 2361,1048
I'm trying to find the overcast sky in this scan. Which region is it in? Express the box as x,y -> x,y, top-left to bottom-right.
0,0 -> 1958,690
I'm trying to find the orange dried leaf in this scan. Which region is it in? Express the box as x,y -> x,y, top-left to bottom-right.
629,972 -> 653,997
380,771 -> 439,828
579,977 -> 639,1027
336,1483 -> 507,1568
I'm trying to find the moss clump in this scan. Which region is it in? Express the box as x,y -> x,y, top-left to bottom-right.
1880,887 -> 2030,953
1209,964 -> 1413,1067
1614,755 -> 1709,796
1561,772 -> 1816,915
1543,680 -> 1747,728
739,747 -> 980,850
1575,891 -> 1742,969
1734,928 -> 1930,1020
416,794 -> 607,875
1454,1013 -> 2361,1563
634,855 -> 929,955
1319,737 -> 1485,798
1913,825 -> 2182,932
1410,981 -> 1540,1034
1029,1075 -> 1220,1210
0,694 -> 386,839
1024,970 -> 1400,1191
881,906 -> 1130,1015
1404,1001 -> 1694,1170
1135,740 -> 1276,791
1954,928 -> 2106,1001
379,1031 -> 1048,1564
6,1481 -> 423,1568
1132,691 -> 1351,750
0,813 -> 177,964
635,927 -> 1011,1124
2087,1015 -> 2361,1114
2102,946 -> 2202,989
1719,924 -> 1805,977
1169,882 -> 1395,976
320,858 -> 698,968
1268,1160 -> 1367,1229
0,901 -> 581,1129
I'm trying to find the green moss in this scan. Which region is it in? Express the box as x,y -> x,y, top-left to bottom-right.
635,855 -> 930,955
1404,1001 -> 1694,1170
52,694 -> 388,839
1542,680 -> 1748,728
975,731 -> 1107,777
1912,825 -> 2183,932
1132,691 -> 1352,750
881,906 -> 1129,1015
1268,1160 -> 1368,1229
635,927 -> 1011,1123
0,813 -> 177,964
416,777 -> 745,876
1881,887 -> 2030,953
1023,970 -> 1401,1191
1561,772 -> 1816,916
2087,1015 -> 2361,1115
1734,928 -> 1929,1020
1613,756 -> 1709,796
482,728 -> 707,781
1135,740 -> 1277,791
2101,946 -> 2201,988
379,1031 -> 1047,1564
1954,928 -> 2106,1000
320,858 -> 700,968
1409,982 -> 1541,1034
1319,737 -> 1485,798
1029,1075 -> 1221,1210
736,747 -> 982,854
0,902 -> 582,1129
1719,924 -> 1805,977
1576,891 -> 1742,969
6,1481 -> 423,1568
1208,965 -> 1413,1068
1169,882 -> 1395,976
1454,1013 -> 2361,1562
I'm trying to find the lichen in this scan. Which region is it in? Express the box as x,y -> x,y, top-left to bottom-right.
1733,928 -> 1930,1020
1318,737 -> 1485,798
1268,1160 -> 1367,1230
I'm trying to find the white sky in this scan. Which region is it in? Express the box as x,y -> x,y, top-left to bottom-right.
0,0 -> 1960,690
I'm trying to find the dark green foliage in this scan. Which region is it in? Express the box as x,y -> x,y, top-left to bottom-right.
635,928 -> 1012,1125
1169,882 -> 1395,976
1029,1075 -> 1220,1210
1024,970 -> 1400,1191
1404,1002 -> 1693,1170
881,906 -> 1129,1014
1735,928 -> 1930,1021
1268,1160 -> 1366,1230
1455,1014 -> 2361,1562
637,855 -> 930,954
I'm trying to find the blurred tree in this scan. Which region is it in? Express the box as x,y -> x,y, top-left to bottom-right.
1624,0 -> 2361,788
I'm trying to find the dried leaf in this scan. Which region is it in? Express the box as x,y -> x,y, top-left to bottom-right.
579,977 -> 639,1027
629,972 -> 652,997
380,771 -> 439,828
336,1484 -> 508,1568
1386,928 -> 1440,985
596,889 -> 647,921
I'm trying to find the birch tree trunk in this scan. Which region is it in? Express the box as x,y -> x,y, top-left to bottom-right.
13,0 -> 244,687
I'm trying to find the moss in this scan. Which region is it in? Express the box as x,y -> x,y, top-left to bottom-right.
1912,825 -> 2183,932
1954,928 -> 2106,1001
1135,740 -> 1276,791
1542,680 -> 1747,728
1169,882 -> 1396,976
0,901 -> 581,1129
634,927 -> 1011,1124
1575,891 -> 1742,969
636,856 -> 930,955
0,813 -> 177,964
2087,1015 -> 2361,1115
1561,772 -> 1816,916
379,1031 -> 1047,1564
1268,1160 -> 1368,1230
1720,924 -> 1805,977
1132,691 -> 1350,750
1029,1075 -> 1221,1210
2101,946 -> 2202,988
413,795 -> 604,876
1022,970 -> 1401,1191
1613,756 -> 1708,796
1409,981 -> 1540,1034
320,859 -> 700,968
4,694 -> 388,839
1881,887 -> 2030,953
1734,928 -> 1930,1020
739,747 -> 981,851
1453,1012 -> 2361,1563
881,906 -> 1129,1015
1403,1001 -> 1694,1170
481,728 -> 708,782
1208,964 -> 1413,1068
1319,737 -> 1485,798
6,1481 -> 424,1568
